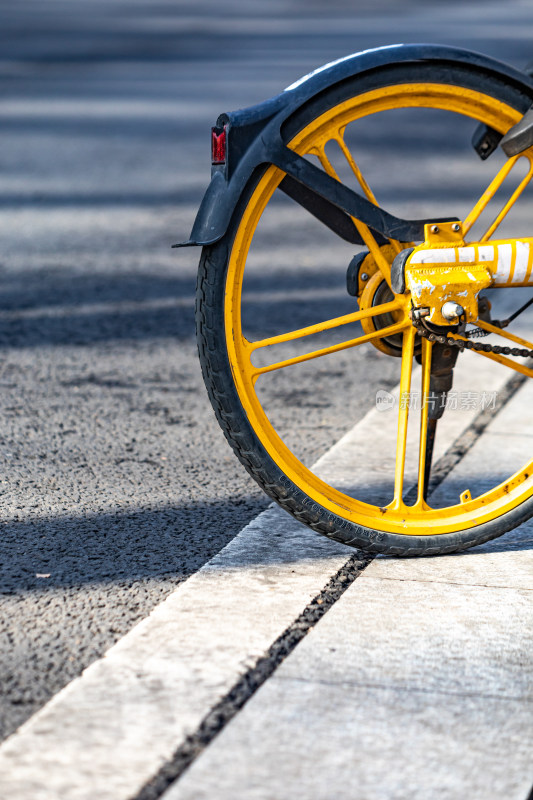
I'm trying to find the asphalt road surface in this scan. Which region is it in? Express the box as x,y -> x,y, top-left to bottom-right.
1,0 -> 533,743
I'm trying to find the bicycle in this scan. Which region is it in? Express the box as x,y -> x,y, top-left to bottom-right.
178,44 -> 533,556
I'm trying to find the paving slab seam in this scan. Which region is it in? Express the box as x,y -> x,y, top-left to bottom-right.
132,551 -> 372,800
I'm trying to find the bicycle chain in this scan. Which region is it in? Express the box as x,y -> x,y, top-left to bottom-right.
412,319 -> 533,358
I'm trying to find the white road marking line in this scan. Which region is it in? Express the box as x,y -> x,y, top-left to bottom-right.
0,354 -> 514,799
166,383 -> 533,800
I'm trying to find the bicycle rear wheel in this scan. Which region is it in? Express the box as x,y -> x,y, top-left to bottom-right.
197,61 -> 533,555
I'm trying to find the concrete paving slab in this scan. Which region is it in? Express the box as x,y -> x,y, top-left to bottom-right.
431,431 -> 532,508
486,377 -> 533,438
371,538 -> 533,589
166,682 -> 533,800
277,577 -> 533,699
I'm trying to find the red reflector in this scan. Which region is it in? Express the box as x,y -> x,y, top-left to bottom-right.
211,126 -> 226,164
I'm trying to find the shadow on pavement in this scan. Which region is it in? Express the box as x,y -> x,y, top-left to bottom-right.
0,266 -> 355,347
1,497 -> 531,594
0,497 -> 270,594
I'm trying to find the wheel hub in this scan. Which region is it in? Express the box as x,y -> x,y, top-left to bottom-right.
358,271 -> 406,356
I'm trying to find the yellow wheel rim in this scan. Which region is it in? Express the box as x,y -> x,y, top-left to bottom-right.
224,82 -> 533,535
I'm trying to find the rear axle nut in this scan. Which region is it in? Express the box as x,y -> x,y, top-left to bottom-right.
441,301 -> 464,321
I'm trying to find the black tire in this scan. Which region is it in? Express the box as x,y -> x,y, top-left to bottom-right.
196,60 -> 533,556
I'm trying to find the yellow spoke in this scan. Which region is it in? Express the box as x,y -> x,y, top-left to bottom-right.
448,326 -> 533,377
459,346 -> 533,378
462,157 -> 516,234
415,337 -> 433,508
309,145 -> 393,284
473,319 -> 533,350
482,159 -> 533,241
250,320 -> 409,382
246,299 -> 403,352
463,154 -> 533,239
335,132 -> 403,255
336,133 -> 379,204
391,325 -> 416,507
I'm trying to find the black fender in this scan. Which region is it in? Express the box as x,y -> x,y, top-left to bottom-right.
174,44 -> 533,249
